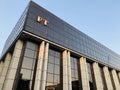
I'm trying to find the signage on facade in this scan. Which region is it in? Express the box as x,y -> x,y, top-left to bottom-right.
37,16 -> 48,26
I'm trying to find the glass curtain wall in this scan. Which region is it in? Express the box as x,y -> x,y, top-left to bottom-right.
99,66 -> 106,89
46,49 -> 61,90
17,41 -> 38,90
70,56 -> 79,90
87,63 -> 94,90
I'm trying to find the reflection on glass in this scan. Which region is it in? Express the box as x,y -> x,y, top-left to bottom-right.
87,63 -> 94,90
22,57 -> 34,69
20,69 -> 31,80
46,49 -> 61,90
17,41 -> 38,90
47,63 -> 54,73
99,66 -> 105,89
71,56 -> 79,90
24,49 -> 35,58
55,58 -> 60,65
47,73 -> 53,83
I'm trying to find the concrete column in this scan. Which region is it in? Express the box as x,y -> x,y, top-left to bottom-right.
111,69 -> 120,90
0,62 -> 1,75
103,66 -> 113,90
118,72 -> 120,82
34,41 -> 45,90
41,43 -> 49,90
92,62 -> 104,90
67,51 -> 72,90
0,53 -> 12,90
62,50 -> 68,90
0,61 -> 4,89
0,61 -> 3,76
79,57 -> 90,90
3,40 -> 23,90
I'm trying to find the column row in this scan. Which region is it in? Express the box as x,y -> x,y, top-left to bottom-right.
34,41 -> 49,90
1,39 -> 120,90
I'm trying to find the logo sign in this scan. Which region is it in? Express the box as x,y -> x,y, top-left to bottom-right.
37,16 -> 48,26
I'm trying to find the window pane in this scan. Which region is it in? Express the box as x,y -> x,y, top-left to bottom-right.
17,41 -> 38,90
71,56 -> 79,90
48,56 -> 54,64
54,75 -> 59,83
22,57 -> 34,69
54,65 -> 60,74
55,58 -> 60,65
24,49 -> 35,58
26,41 -> 36,50
47,73 -> 53,83
20,69 -> 31,80
47,63 -> 54,73
46,49 -> 61,90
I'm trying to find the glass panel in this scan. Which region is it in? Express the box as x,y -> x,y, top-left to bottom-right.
22,57 -> 34,69
47,73 -> 53,83
17,41 -> 38,90
54,75 -> 59,84
71,70 -> 75,78
26,41 -> 36,50
87,63 -> 94,90
24,49 -> 35,58
71,56 -> 79,90
54,65 -> 60,74
55,58 -> 60,65
71,62 -> 74,69
46,49 -> 61,90
47,63 -> 54,73
20,69 -> 31,80
48,56 -> 54,64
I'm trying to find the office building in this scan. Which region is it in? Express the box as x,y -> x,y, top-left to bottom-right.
0,1 -> 120,90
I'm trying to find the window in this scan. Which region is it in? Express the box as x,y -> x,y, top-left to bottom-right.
71,56 -> 79,90
87,63 -> 94,90
17,41 -> 38,90
46,49 -> 61,90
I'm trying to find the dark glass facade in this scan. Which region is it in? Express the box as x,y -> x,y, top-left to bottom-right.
22,1 -> 120,70
1,1 -> 120,70
17,41 -> 38,90
70,56 -> 79,90
1,1 -> 120,90
46,49 -> 61,90
1,6 -> 28,58
87,63 -> 94,90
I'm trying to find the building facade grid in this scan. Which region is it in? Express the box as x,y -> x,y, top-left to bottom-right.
0,1 -> 120,90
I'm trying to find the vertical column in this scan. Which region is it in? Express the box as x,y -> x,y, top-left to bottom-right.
3,40 -> 23,90
34,41 -> 45,90
0,61 -> 4,89
0,61 -> 3,76
92,62 -> 104,90
41,43 -> 49,90
79,57 -> 90,90
111,69 -> 120,90
0,62 -> 1,75
118,72 -> 120,82
67,51 -> 72,90
103,66 -> 113,90
0,53 -> 12,90
62,50 -> 68,90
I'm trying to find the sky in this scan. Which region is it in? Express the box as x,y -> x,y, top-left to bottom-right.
0,0 -> 120,56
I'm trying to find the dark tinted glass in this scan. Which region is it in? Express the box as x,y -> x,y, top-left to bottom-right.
1,5 -> 28,59
46,49 -> 61,90
18,41 -> 38,89
71,56 -> 79,90
23,2 -> 120,70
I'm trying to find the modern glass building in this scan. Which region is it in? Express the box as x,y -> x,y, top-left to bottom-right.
0,1 -> 120,90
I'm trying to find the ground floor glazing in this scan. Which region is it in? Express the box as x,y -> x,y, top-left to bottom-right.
0,39 -> 120,90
